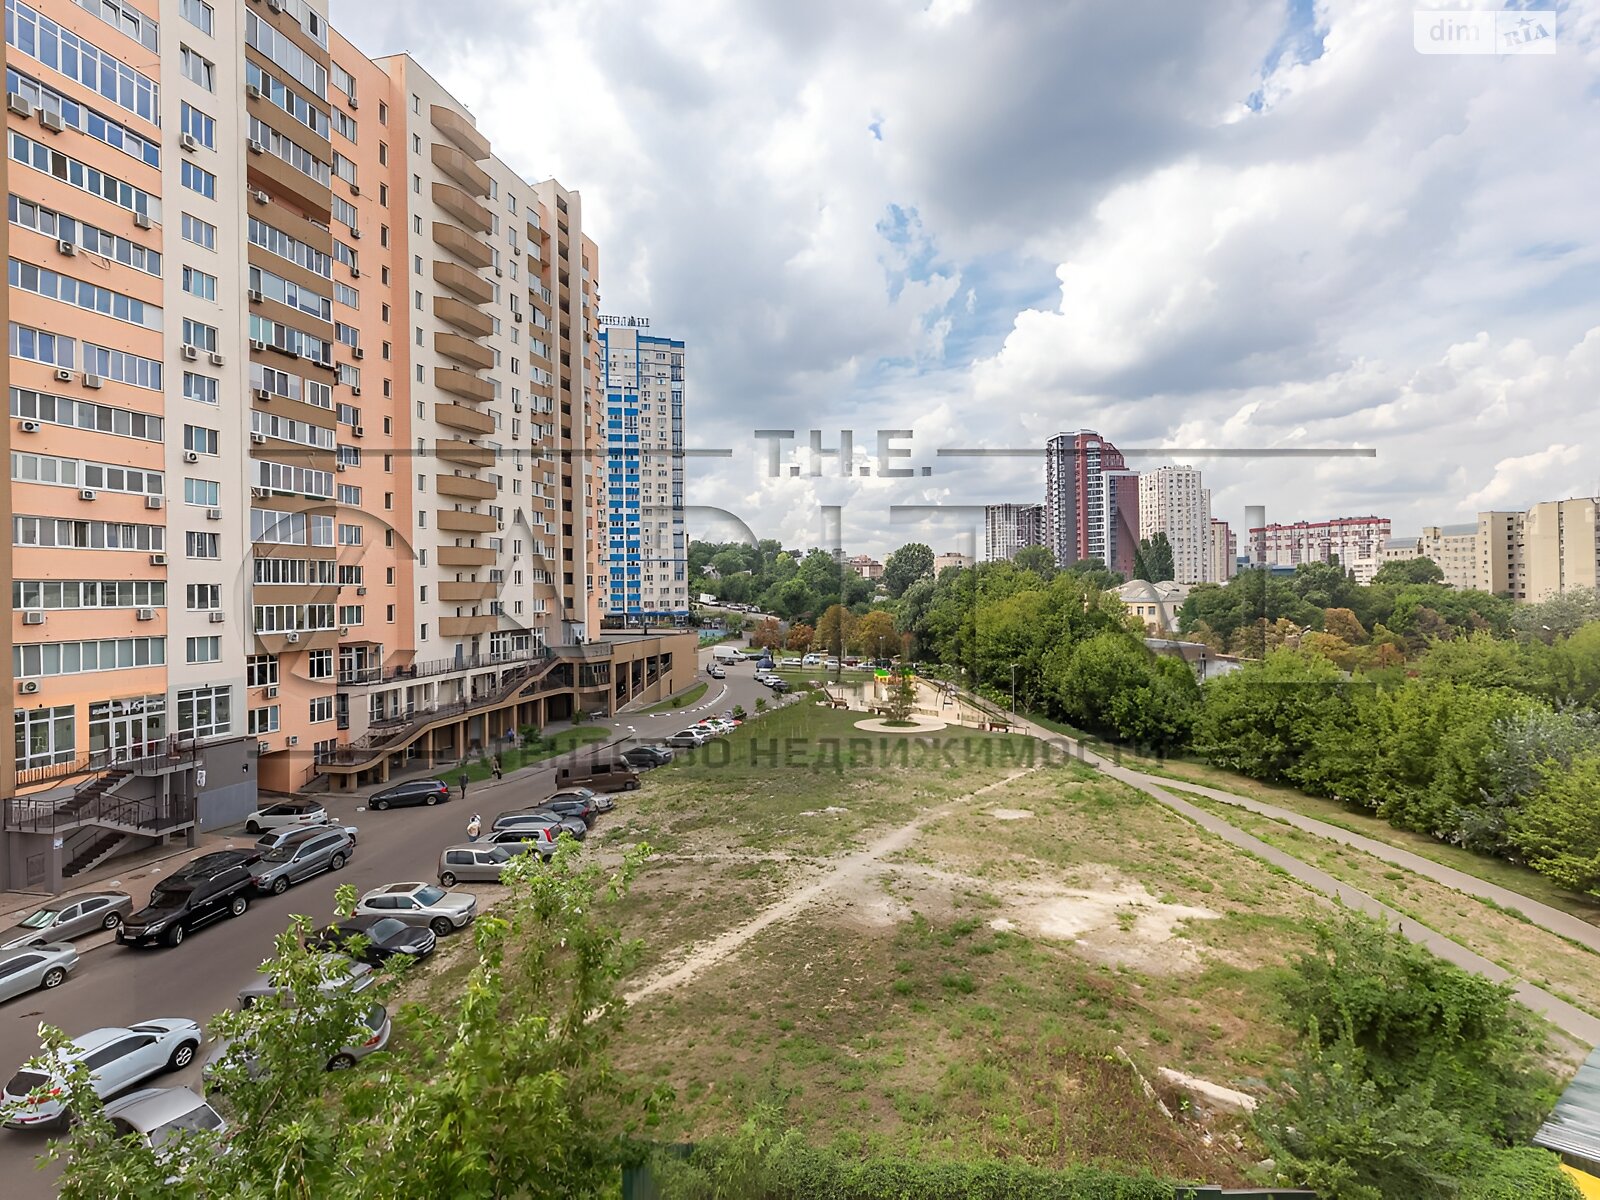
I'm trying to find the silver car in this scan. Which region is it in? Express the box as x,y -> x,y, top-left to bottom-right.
355,883 -> 476,936
437,843 -> 516,886
103,1086 -> 226,1158
2,1019 -> 203,1130
249,827 -> 354,895
206,1001 -> 390,1079
0,893 -> 132,948
254,822 -> 346,853
237,957 -> 373,1010
497,812 -> 586,842
0,943 -> 79,1003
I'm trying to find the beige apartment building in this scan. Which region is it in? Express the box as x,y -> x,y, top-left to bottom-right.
1381,523 -> 1480,589
1520,498 -> 1599,602
1137,466 -> 1210,583
3,0 -> 691,892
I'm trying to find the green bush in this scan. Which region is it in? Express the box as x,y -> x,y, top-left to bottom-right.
1458,1147 -> 1582,1200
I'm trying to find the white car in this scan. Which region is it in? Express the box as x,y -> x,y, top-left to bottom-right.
802,654 -> 823,667
103,1086 -> 226,1159
2,1019 -> 203,1130
244,802 -> 329,834
664,728 -> 713,748
778,658 -> 803,668
693,719 -> 734,735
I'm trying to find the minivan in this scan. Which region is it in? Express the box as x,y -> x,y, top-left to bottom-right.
555,761 -> 639,793
438,843 -> 516,886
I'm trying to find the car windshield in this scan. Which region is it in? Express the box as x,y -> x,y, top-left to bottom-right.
148,1101 -> 224,1150
368,919 -> 407,941
261,845 -> 300,863
17,908 -> 60,929
413,886 -> 446,905
147,883 -> 195,905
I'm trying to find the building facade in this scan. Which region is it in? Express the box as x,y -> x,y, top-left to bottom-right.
1478,510 -> 1525,600
1136,466 -> 1210,583
1521,498 -> 1599,602
1045,430 -> 1138,577
1207,518 -> 1235,584
1380,524 -> 1480,589
596,321 -> 686,619
2,0 -> 692,892
1249,516 -> 1391,571
933,550 -> 972,576
1112,579 -> 1191,635
983,502 -> 1043,563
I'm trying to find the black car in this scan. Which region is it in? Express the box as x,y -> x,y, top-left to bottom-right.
118,860 -> 255,948
532,797 -> 600,826
306,915 -> 436,966
368,779 -> 451,811
769,679 -> 791,694
621,746 -> 672,769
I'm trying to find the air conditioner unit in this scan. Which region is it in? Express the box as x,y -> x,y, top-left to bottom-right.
145,495 -> 162,510
251,340 -> 269,353
18,681 -> 40,695
54,369 -> 74,383
350,386 -> 361,397
338,627 -> 349,637
206,507 -> 223,520
181,345 -> 198,361
258,740 -> 271,755
136,608 -> 154,621
250,488 -> 265,498
56,238 -> 77,256
133,211 -> 152,229
497,522 -> 506,531
209,352 -> 225,366
248,140 -> 265,155
356,586 -> 367,596
267,0 -> 284,12
264,685 -> 279,699
83,373 -> 103,389
6,93 -> 33,118
79,489 -> 97,501
250,431 -> 267,444
18,420 -> 39,433
352,347 -> 364,360
347,95 -> 359,110
287,735 -> 299,746
38,108 -> 64,133
149,554 -> 167,566
495,268 -> 503,278
336,463 -> 347,472
252,189 -> 269,205
248,289 -> 264,304
246,83 -> 262,100
22,611 -> 44,626
184,450 -> 200,463
349,266 -> 360,279
252,390 -> 271,404
348,183 -> 359,196
349,227 -> 362,240
351,425 -> 364,438
180,132 -> 199,153
209,611 -> 225,624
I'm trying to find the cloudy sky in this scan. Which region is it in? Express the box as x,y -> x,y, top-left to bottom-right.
333,0 -> 1600,558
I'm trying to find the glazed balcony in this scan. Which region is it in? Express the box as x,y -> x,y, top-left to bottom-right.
435,332 -> 494,371
435,366 -> 494,404
430,104 -> 491,161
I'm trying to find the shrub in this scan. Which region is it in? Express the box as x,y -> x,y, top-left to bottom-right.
731,705 -> 747,721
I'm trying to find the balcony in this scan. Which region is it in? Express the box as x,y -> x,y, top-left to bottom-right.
437,545 -> 496,567
433,221 -> 492,270
435,402 -> 494,435
439,580 -> 499,602
432,181 -> 491,234
435,332 -> 494,371
440,614 -> 498,636
436,473 -> 495,500
433,294 -> 493,337
433,259 -> 493,305
436,509 -> 498,533
435,365 -> 495,404
430,103 -> 491,161
435,438 -> 494,468
431,142 -> 492,197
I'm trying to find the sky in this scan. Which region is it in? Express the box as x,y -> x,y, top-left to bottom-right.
332,0 -> 1600,560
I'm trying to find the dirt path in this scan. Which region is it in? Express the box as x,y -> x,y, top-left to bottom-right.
622,767 -> 1038,1005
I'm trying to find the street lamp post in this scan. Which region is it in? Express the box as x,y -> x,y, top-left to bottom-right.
1010,663 -> 1018,715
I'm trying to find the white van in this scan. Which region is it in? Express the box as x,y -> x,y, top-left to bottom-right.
712,645 -> 743,665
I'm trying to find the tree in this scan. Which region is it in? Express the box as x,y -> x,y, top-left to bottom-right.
1063,557 -> 1123,592
852,609 -> 898,658
1051,632 -> 1198,751
1324,607 -> 1368,645
785,623 -> 815,653
1291,560 -> 1358,611
884,669 -> 918,723
1193,650 -> 1352,784
1131,533 -> 1175,583
882,543 -> 934,598
814,604 -> 856,660
1513,754 -> 1600,894
748,617 -> 783,651
1012,545 -> 1056,578
49,847 -> 662,1199
1374,557 -> 1445,586
1511,588 -> 1600,641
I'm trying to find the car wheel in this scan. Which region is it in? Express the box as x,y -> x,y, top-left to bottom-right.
102,911 -> 123,930
229,895 -> 249,918
372,798 -> 390,811
425,794 -> 439,806
164,924 -> 185,948
168,1040 -> 198,1071
430,917 -> 453,937
272,876 -> 289,895
330,853 -> 347,870
439,871 -> 457,887
327,1053 -> 356,1071
41,967 -> 66,989
245,821 -> 261,834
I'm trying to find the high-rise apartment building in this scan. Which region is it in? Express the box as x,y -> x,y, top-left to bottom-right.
1207,518 -> 1235,584
1250,516 -> 1390,570
596,321 -> 686,619
1380,524 -> 1480,589
1137,466 -> 1210,583
2,0 -> 693,892
983,502 -> 1043,562
1045,430 -> 1138,577
1521,498 -> 1599,602
1479,510 -> 1525,600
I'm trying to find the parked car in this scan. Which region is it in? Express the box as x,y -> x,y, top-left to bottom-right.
707,664 -> 725,679
483,825 -> 560,858
802,654 -> 823,667
694,718 -> 736,735
498,811 -> 587,841
548,786 -> 613,813
555,761 -> 639,793
778,658 -> 803,668
0,892 -> 132,949
204,1003 -> 391,1082
620,745 -> 673,769
770,679 -> 791,694
0,944 -> 79,1003
664,728 -> 712,748
244,801 -> 329,835
103,1086 -> 227,1159
2,1020 -> 203,1130
824,658 -> 840,670
250,828 -> 354,895
254,822 -> 336,854
306,915 -> 436,965
536,794 -> 602,825
119,858 -> 255,948
354,883 -> 476,936
237,958 -> 374,1010
367,778 -> 452,811
437,843 -> 517,886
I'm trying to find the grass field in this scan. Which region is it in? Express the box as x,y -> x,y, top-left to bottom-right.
644,681 -> 709,713
453,726 -> 612,785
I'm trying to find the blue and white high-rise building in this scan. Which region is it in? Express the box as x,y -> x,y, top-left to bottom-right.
597,321 -> 688,618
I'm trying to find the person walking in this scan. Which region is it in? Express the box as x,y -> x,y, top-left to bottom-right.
458,769 -> 470,801
467,813 -> 482,842
491,755 -> 502,782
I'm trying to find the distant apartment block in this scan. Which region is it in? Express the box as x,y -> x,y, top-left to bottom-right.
1207,519 -> 1235,584
846,554 -> 883,579
934,551 -> 973,576
1112,579 -> 1191,635
1250,516 -> 1391,570
1381,524 -> 1480,589
1137,466 -> 1210,583
983,503 -> 1044,562
1045,431 -> 1138,578
1521,498 -> 1599,602
1479,510 -> 1525,600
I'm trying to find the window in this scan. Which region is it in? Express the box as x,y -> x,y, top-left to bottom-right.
183,478 -> 218,507
15,705 -> 76,770
309,696 -> 334,723
338,605 -> 363,626
334,281 -> 359,309
186,583 -> 220,610
249,218 -> 331,278
182,372 -> 217,405
182,319 -> 217,351
247,655 -> 279,688
180,47 -> 215,91
176,685 -> 230,739
13,516 -> 163,551
181,266 -> 216,300
8,259 -> 161,330
249,117 -> 330,186
181,160 -> 215,198
378,183 -> 388,207
11,387 -> 163,441
330,62 -> 355,96
412,173 -> 420,194
180,102 -> 215,148
332,109 -> 357,141
8,1 -> 159,121
185,531 -> 219,559
378,100 -> 388,124
333,152 -> 356,185
181,213 -> 216,250
338,523 -> 362,546
245,61 -> 329,139
180,0 -> 213,34
248,707 -> 279,735
331,195 -> 357,228
186,636 -> 220,664
13,637 -> 165,678
245,11 -> 327,98
307,648 -> 333,680
182,425 -> 218,455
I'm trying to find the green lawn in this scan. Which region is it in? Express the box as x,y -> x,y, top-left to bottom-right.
644,682 -> 709,713
452,726 -> 612,785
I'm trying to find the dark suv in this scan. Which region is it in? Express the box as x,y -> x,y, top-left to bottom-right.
621,746 -> 673,769
118,858 -> 256,949
368,779 -> 451,811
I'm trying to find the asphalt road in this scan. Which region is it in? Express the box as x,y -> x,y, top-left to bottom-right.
0,644 -> 772,1197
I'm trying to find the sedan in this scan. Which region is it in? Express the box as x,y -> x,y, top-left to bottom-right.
620,745 -> 673,769
367,779 -> 452,811
2,1019 -> 203,1130
0,893 -> 131,949
204,1002 -> 390,1082
354,883 -> 476,937
306,915 -> 435,965
103,1087 -> 226,1159
706,665 -> 725,679
244,802 -> 329,835
0,944 -> 79,1003
664,729 -> 712,748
